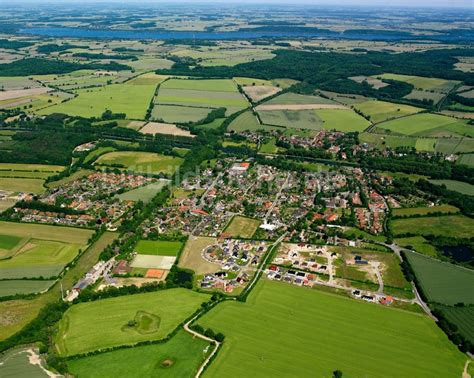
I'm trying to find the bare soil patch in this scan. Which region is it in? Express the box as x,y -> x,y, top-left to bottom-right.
0,87 -> 51,101
243,85 -> 282,102
140,122 -> 195,138
256,103 -> 347,111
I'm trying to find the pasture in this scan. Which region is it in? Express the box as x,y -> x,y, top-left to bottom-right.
94,151 -> 183,175
39,77 -> 158,119
376,113 -> 470,137
116,180 -> 169,203
224,216 -> 261,239
392,205 -> 459,217
178,236 -> 220,276
429,180 -> 474,196
54,289 -> 210,356
354,100 -> 422,123
405,252 -> 474,305
198,280 -> 466,377
151,104 -> 212,124
391,215 -> 474,238
67,330 -> 209,378
377,73 -> 459,93
359,132 -> 417,150
394,236 -> 438,257
414,138 -> 436,152
135,240 -> 183,256
0,279 -> 55,297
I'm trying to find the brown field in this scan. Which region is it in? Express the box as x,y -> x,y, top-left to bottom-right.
256,103 -> 347,111
0,87 -> 51,101
0,97 -> 33,109
124,120 -> 147,130
178,236 -> 220,275
349,76 -> 389,89
139,122 -> 195,138
440,111 -> 474,120
242,85 -> 282,102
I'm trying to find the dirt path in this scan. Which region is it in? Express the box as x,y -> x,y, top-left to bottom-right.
462,360 -> 471,378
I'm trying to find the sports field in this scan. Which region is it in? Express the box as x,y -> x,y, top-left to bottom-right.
178,236 -> 220,276
135,240 -> 183,256
354,100 -> 422,123
94,151 -> 183,175
0,279 -> 55,297
428,180 -> 474,196
392,205 -> 459,217
224,216 -> 261,238
376,113 -> 470,137
405,252 -> 474,305
116,180 -> 169,203
39,78 -> 158,119
67,330 -> 209,378
198,280 -> 466,377
391,215 -> 474,238
54,288 -> 210,356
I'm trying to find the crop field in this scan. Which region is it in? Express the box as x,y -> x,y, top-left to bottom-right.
39,77 -> 158,119
135,240 -> 183,256
405,252 -> 474,305
458,153 -> 474,167
437,305 -> 474,344
198,280 -> 466,377
262,92 -> 338,106
0,348 -> 50,378
178,236 -> 220,275
377,73 -> 459,93
54,289 -> 211,356
392,204 -> 459,217
258,109 -> 323,129
0,279 -> 55,297
377,113 -> 471,137
435,138 -> 474,155
228,110 -> 278,133
0,177 -> 46,194
242,85 -> 282,103
94,151 -> 183,175
391,215 -> 474,238
428,180 -> 474,196
359,132 -> 417,150
128,58 -> 174,72
404,90 -> 445,104
354,100 -> 422,123
139,122 -> 194,138
151,104 -> 212,124
160,79 -> 238,92
116,180 -> 169,203
317,109 -> 371,132
84,146 -> 117,164
67,330 -> 209,378
0,77 -> 42,90
224,216 -> 261,238
394,236 -> 438,257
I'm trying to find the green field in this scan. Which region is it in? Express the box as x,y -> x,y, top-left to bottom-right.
415,138 -> 437,152
359,132 -> 417,150
317,109 -> 371,132
429,180 -> 474,196
377,74 -> 459,93
39,79 -> 158,119
0,234 -> 22,250
394,236 -> 438,257
116,181 -> 169,203
263,92 -> 336,105
198,280 -> 466,377
67,330 -> 209,378
160,79 -> 238,92
405,252 -> 474,305
393,205 -> 459,217
0,279 -> 55,297
391,215 -> 474,238
377,113 -> 471,137
0,177 -> 46,194
458,153 -> 474,167
94,151 -> 183,175
224,216 -> 261,238
135,240 -> 183,256
151,104 -> 212,124
0,348 -> 49,378
259,138 -> 279,154
437,305 -> 474,344
156,88 -> 248,109
354,100 -> 422,123
54,288 -> 210,356
228,110 -> 278,132
84,146 -> 117,164
46,169 -> 94,189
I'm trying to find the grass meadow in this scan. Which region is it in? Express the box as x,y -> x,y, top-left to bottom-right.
354,100 -> 422,123
428,180 -> 474,196
116,181 -> 169,203
405,252 -> 474,305
224,216 -> 261,238
198,280 -> 466,377
67,330 -> 209,378
135,240 -> 183,256
54,289 -> 210,356
178,236 -> 220,276
151,104 -> 212,124
94,151 -> 183,175
392,205 -> 459,217
391,215 -> 474,238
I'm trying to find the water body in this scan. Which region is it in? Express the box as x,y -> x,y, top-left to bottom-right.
19,27 -> 435,42
442,245 -> 473,263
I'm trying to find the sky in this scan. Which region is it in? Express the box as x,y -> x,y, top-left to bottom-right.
12,0 -> 474,8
